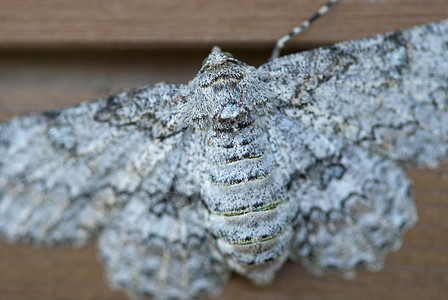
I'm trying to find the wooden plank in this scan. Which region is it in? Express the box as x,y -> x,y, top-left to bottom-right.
0,0 -> 447,49
0,0 -> 447,299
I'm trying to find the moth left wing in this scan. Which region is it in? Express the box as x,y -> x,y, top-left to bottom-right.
260,19 -> 448,167
0,83 -> 190,247
99,192 -> 230,299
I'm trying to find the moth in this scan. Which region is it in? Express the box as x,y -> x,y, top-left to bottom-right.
1,4 -> 448,300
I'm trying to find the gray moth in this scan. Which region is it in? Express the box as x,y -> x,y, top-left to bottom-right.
1,18 -> 448,300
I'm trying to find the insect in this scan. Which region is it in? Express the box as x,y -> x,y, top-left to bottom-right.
1,0 -> 448,299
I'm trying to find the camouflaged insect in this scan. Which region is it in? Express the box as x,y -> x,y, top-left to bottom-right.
1,19 -> 448,300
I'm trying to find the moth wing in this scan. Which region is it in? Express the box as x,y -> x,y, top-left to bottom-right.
269,114 -> 416,274
0,83 -> 191,247
261,19 -> 448,167
99,192 -> 230,299
290,143 -> 416,275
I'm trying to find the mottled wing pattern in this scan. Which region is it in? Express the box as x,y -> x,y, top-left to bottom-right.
263,20 -> 448,276
269,113 -> 416,275
262,19 -> 448,167
290,140 -> 416,276
0,83 -> 188,247
0,82 -> 232,298
99,192 -> 230,299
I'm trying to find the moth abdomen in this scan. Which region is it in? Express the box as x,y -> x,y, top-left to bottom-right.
204,119 -> 275,188
211,204 -> 293,284
206,151 -> 275,186
206,123 -> 262,149
209,197 -> 289,217
202,118 -> 293,282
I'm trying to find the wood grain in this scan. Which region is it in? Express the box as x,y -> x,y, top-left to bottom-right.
0,0 -> 447,49
0,0 -> 447,299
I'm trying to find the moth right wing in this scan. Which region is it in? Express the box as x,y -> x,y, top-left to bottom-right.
261,19 -> 448,167
269,113 -> 416,275
289,142 -> 416,276
0,83 -> 191,247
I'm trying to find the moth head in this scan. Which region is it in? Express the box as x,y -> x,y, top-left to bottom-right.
183,47 -> 272,130
201,46 -> 234,67
197,46 -> 246,87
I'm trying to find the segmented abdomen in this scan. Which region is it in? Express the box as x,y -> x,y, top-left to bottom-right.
203,119 -> 292,283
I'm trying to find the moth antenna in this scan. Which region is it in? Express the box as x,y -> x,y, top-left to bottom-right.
270,0 -> 339,60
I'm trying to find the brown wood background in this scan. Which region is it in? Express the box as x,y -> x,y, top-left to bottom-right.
0,0 -> 447,299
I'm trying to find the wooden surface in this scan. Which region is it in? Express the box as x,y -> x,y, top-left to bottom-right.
0,0 -> 448,49
0,0 -> 447,299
